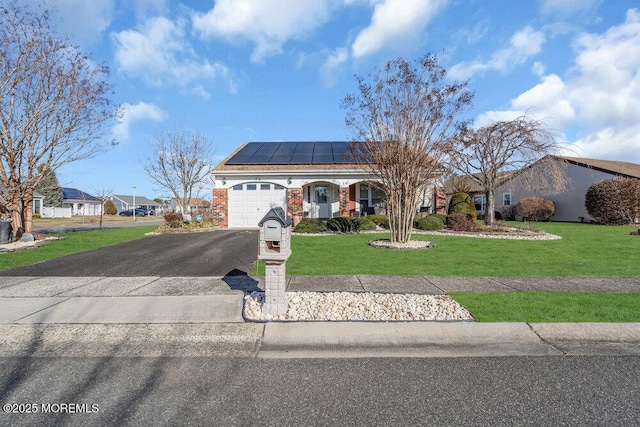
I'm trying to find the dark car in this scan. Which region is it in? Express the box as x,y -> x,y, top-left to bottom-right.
118,208 -> 147,217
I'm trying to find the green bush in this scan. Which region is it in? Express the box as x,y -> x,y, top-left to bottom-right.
585,178 -> 640,225
365,214 -> 388,226
354,217 -> 376,231
414,215 -> 445,231
164,212 -> 184,228
515,196 -> 555,221
448,192 -> 477,221
446,213 -> 476,232
293,218 -> 328,233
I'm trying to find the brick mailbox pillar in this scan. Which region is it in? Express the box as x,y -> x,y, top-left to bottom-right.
258,207 -> 292,316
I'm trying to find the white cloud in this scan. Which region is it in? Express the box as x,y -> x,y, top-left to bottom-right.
450,26 -> 546,79
192,0 -> 334,63
112,16 -> 235,97
474,9 -> 640,164
351,0 -> 449,58
40,0 -> 115,46
320,47 -> 349,87
114,102 -> 166,140
540,0 -> 602,19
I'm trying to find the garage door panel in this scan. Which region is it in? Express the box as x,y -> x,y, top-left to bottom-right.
228,183 -> 287,228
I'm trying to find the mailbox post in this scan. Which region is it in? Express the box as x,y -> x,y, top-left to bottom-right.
258,207 -> 292,316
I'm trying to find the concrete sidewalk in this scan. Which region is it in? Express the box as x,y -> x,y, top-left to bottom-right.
0,275 -> 639,358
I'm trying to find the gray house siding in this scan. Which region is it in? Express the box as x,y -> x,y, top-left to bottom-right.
496,159 -> 625,222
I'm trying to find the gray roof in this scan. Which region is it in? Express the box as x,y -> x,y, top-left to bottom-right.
112,194 -> 160,206
559,156 -> 640,179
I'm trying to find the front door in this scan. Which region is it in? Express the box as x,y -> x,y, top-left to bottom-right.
315,185 -> 330,218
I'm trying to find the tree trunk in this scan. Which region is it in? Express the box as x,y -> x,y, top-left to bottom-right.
9,190 -> 23,239
485,190 -> 496,226
22,190 -> 34,234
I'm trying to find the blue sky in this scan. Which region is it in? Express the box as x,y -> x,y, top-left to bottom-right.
24,0 -> 640,200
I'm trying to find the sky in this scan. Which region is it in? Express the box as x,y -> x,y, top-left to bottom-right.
19,0 -> 640,200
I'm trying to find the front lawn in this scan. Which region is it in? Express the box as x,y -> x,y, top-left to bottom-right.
0,226 -> 157,271
450,291 -> 640,322
255,222 -> 638,276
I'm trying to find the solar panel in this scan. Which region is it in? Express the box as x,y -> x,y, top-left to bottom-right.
224,141 -> 365,165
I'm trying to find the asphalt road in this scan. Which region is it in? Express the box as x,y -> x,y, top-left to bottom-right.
0,230 -> 259,277
1,356 -> 639,426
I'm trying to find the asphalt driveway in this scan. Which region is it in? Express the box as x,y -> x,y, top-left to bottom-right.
0,230 -> 259,277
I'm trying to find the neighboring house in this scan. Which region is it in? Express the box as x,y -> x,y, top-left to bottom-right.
446,156 -> 640,222
444,172 -> 514,216
0,188 -> 44,216
169,197 -> 210,214
211,141 -> 443,228
61,187 -> 102,216
110,195 -> 160,214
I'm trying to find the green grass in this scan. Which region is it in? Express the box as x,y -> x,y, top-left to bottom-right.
0,226 -> 157,271
254,222 -> 638,276
450,292 -> 640,322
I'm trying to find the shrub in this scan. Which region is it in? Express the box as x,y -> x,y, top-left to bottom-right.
164,212 -> 184,228
448,192 -> 477,221
446,213 -> 476,232
501,206 -> 516,221
104,200 -> 117,215
293,218 -> 328,233
585,178 -> 640,225
365,214 -> 388,226
33,213 -> 41,219
514,197 -> 555,221
354,217 -> 376,231
414,215 -> 445,231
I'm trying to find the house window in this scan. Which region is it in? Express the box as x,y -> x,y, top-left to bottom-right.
472,194 -> 486,212
503,192 -> 511,206
246,184 -> 257,190
260,183 -> 271,190
358,183 -> 386,214
232,184 -> 242,190
275,184 -> 285,190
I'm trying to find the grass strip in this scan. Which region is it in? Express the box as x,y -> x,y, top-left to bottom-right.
0,226 -> 157,271
449,291 -> 640,322
257,222 -> 638,276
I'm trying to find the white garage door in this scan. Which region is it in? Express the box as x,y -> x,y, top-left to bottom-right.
228,183 -> 287,228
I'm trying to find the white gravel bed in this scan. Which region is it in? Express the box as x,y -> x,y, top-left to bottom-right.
0,236 -> 63,253
368,239 -> 434,249
243,291 -> 474,322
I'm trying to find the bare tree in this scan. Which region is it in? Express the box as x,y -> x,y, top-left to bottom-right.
448,115 -> 568,226
143,126 -> 214,214
342,54 -> 473,244
91,184 -> 114,229
0,4 -> 118,239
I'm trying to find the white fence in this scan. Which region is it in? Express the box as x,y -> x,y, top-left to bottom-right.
42,207 -> 72,218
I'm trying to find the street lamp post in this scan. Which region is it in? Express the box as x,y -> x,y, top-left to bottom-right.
132,185 -> 136,222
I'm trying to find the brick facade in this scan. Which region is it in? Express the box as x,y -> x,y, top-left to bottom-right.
339,186 -> 350,217
434,187 -> 447,215
211,188 -> 228,228
286,187 -> 303,224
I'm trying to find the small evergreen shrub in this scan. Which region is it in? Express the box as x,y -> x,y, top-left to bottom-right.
104,200 -> 117,215
414,215 -> 445,231
365,214 -> 388,226
585,178 -> 640,225
164,212 -> 184,228
326,217 -> 356,233
446,213 -> 476,232
33,213 -> 41,219
448,192 -> 477,221
354,217 -> 376,231
515,197 -> 555,221
293,218 -> 328,233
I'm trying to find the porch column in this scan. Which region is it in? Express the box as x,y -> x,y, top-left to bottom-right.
212,188 -> 228,228
286,187 -> 303,225
339,186 -> 350,217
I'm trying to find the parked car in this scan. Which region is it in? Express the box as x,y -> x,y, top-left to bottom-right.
138,207 -> 155,216
119,208 -> 147,217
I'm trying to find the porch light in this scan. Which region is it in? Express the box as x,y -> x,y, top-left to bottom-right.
222,177 -> 226,186
287,177 -> 292,185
